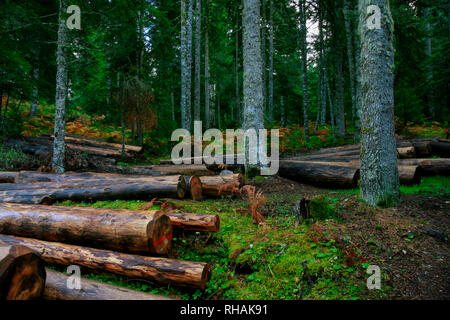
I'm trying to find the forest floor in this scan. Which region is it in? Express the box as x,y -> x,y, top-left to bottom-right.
57,175 -> 450,300
2,103 -> 449,300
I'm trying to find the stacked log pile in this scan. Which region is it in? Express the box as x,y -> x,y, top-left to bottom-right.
0,172 -> 203,204
278,138 -> 450,188
0,200 -> 220,299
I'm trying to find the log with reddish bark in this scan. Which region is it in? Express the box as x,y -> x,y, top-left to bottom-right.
0,177 -> 189,204
278,160 -> 360,189
0,172 -> 18,183
0,243 -> 46,300
0,234 -> 210,290
398,158 -> 450,176
179,176 -> 203,201
0,203 -> 173,255
43,269 -> 172,300
165,212 -> 220,232
198,174 -> 244,197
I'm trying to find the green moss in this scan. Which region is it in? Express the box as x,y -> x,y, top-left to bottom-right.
309,195 -> 333,221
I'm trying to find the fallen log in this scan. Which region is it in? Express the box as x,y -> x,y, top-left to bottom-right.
199,174 -> 244,197
0,243 -> 46,300
283,160 -> 421,185
430,140 -> 450,158
397,146 -> 416,159
0,203 -> 172,255
165,212 -> 220,232
278,160 -> 360,189
0,235 -> 211,290
0,172 -> 18,183
398,166 -> 422,185
398,158 -> 450,176
179,176 -> 203,201
43,269 -> 172,300
58,133 -> 142,154
0,179 -> 187,204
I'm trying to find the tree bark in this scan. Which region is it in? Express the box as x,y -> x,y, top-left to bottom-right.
181,0 -> 193,130
0,203 -> 173,255
52,0 -> 69,173
194,0 -> 202,122
165,212 -> 220,232
204,2 -> 210,128
299,0 -> 309,141
43,269 -> 173,300
0,234 -> 210,290
343,0 -> 357,123
0,243 -> 46,300
359,0 -> 399,206
268,0 -> 274,125
243,0 -> 266,170
235,9 -> 241,123
0,172 -> 18,183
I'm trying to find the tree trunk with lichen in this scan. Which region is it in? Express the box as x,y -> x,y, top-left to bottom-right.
359,0 -> 399,207
52,0 -> 68,173
243,0 -> 266,173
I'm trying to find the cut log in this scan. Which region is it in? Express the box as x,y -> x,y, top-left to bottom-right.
430,141 -> 450,158
0,203 -> 172,255
0,178 -> 187,204
0,243 -> 46,300
399,158 -> 450,176
59,133 -> 142,153
397,146 -> 416,159
278,160 -> 360,189
398,166 -> 422,185
414,141 -> 433,157
0,172 -> 18,183
0,235 -> 211,290
43,269 -> 172,300
199,174 -> 244,197
165,212 -> 220,232
179,176 -> 203,201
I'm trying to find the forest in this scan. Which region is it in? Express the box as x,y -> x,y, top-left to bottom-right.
0,0 -> 449,303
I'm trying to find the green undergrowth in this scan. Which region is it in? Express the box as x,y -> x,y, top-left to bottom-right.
331,176 -> 450,198
57,196 -> 388,300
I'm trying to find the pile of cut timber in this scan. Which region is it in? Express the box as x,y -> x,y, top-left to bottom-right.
279,138 -> 450,188
0,172 -> 203,204
0,201 -> 218,297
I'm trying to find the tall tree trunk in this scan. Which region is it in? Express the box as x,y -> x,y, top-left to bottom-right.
354,1 -> 362,143
268,0 -> 274,126
171,88 -> 176,122
204,2 -> 210,128
52,0 -> 68,174
181,0 -> 193,130
194,0 -> 202,122
235,9 -> 240,123
334,41 -> 346,138
243,0 -> 265,170
261,0 -> 267,115
359,0 -> 399,207
30,46 -> 40,118
343,0 -> 357,123
281,96 -> 286,127
299,0 -> 309,142
424,6 -> 434,119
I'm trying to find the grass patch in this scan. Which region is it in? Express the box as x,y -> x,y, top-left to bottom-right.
0,145 -> 35,171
